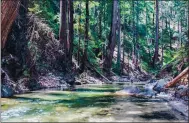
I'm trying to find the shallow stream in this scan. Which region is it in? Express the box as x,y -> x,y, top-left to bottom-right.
1,83 -> 186,122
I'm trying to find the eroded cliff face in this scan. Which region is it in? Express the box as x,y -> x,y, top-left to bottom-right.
1,0 -> 20,49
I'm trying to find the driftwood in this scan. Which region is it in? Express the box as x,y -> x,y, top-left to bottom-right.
165,67 -> 189,88
1,0 -> 20,49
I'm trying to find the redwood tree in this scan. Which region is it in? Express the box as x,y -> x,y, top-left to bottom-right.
153,0 -> 159,67
80,0 -> 89,73
103,0 -> 118,73
1,0 -> 20,49
59,0 -> 73,71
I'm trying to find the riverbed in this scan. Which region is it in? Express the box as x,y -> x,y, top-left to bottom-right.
1,83 -> 186,122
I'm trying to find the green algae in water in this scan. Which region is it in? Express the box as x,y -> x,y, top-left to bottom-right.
1,84 -> 183,122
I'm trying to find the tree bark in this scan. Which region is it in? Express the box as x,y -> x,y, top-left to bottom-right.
116,2 -> 121,75
69,0 -> 74,64
98,0 -> 102,40
132,0 -> 136,65
122,47 -> 125,75
135,0 -> 139,68
59,0 -> 73,71
103,0 -> 118,73
80,0 -> 89,73
60,0 -> 67,46
77,3 -> 81,66
153,0 -> 159,67
165,67 -> 189,88
1,0 -> 20,49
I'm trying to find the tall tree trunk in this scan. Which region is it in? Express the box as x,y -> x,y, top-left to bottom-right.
181,18 -> 183,47
77,3 -> 81,66
178,20 -> 180,47
59,0 -> 67,58
169,23 -> 172,50
103,0 -> 118,73
153,0 -> 159,67
122,47 -> 125,75
59,0 -> 73,71
132,0 -> 136,64
98,0 -> 102,40
98,0 -> 103,60
145,2 -> 152,64
80,0 -> 89,73
116,2 -> 121,75
69,0 -> 74,65
1,0 -> 20,49
135,0 -> 139,68
161,5 -> 164,66
103,1 -> 106,61
169,14 -> 172,50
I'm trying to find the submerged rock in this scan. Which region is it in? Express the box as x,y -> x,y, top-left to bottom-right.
116,86 -> 141,95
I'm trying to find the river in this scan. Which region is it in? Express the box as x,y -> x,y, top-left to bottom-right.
1,83 -> 186,122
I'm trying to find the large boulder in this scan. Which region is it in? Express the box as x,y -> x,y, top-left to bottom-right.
140,82 -> 158,97
153,78 -> 171,93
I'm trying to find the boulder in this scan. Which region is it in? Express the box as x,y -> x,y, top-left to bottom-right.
1,85 -> 14,97
153,78 -> 170,93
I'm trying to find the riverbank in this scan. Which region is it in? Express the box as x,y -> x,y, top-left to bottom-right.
157,92 -> 188,120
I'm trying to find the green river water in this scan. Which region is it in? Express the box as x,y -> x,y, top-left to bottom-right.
1,84 -> 186,122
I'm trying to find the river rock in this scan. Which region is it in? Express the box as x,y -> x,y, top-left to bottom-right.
117,86 -> 141,95
148,79 -> 157,83
153,78 -> 170,93
1,85 -> 14,97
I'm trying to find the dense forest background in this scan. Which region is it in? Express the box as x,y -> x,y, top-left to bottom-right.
1,0 -> 189,95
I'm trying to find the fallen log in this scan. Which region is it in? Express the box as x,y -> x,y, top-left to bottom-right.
165,67 -> 189,88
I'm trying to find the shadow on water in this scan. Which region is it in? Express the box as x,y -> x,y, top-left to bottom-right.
74,88 -> 119,92
11,94 -> 117,108
139,110 -> 178,120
